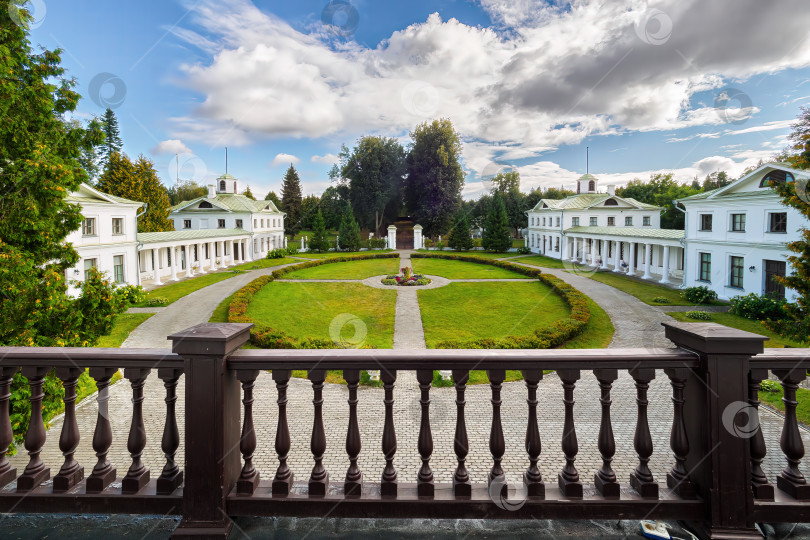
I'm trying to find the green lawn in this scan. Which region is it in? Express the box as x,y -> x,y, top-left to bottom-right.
559,298 -> 614,349
418,282 -> 569,348
569,269 -> 715,306
209,292 -> 237,323
509,254 -> 570,269
759,384 -> 810,426
282,258 -> 400,279
416,250 -> 519,259
231,257 -> 299,271
412,258 -> 532,279
291,229 -> 338,244
246,282 -> 397,348
294,250 -> 393,259
135,270 -> 244,306
95,313 -> 154,347
666,312 -> 806,348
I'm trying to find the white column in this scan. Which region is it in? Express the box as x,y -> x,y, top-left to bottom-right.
628,242 -> 636,275
388,225 -> 397,250
642,243 -> 651,279
414,225 -> 423,250
186,245 -> 194,277
659,245 -> 671,284
612,240 -> 621,272
571,237 -> 579,262
600,240 -> 608,269
580,238 -> 588,265
209,242 -> 217,271
152,248 -> 163,285
169,246 -> 179,281
590,238 -> 598,266
217,241 -> 224,268
230,239 -> 237,265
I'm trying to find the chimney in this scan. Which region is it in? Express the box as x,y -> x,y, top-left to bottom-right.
606,184 -> 616,196
208,184 -> 216,198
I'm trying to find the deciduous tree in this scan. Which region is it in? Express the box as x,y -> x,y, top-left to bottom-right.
167,180 -> 207,205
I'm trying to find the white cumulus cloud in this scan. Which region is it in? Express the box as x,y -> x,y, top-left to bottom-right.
311,153 -> 339,165
152,139 -> 192,155
271,153 -> 300,167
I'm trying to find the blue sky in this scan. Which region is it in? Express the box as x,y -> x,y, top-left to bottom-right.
27,0 -> 810,199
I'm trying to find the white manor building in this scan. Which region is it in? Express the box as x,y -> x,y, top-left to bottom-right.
677,163 -> 807,302
64,173 -> 286,293
526,174 -> 686,284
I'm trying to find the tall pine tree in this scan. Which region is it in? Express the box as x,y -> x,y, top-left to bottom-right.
338,205 -> 361,252
99,107 -> 122,172
447,210 -> 473,251
97,153 -> 173,232
309,210 -> 331,252
482,192 -> 512,253
281,164 -> 303,235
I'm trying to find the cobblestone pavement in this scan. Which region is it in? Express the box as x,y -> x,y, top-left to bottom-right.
9,252 -> 809,495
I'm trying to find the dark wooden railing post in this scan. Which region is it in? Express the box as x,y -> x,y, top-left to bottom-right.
157,368 -> 184,495
308,369 -> 329,496
522,369 -> 544,498
663,322 -> 766,538
86,368 -> 117,493
272,370 -> 293,495
452,369 -> 471,498
593,369 -> 619,498
774,368 -> 810,499
236,369 -> 260,495
665,367 -> 696,499
748,369 -> 774,500
380,369 -> 398,497
416,369 -> 434,497
53,367 -> 84,492
487,369 -> 506,496
557,369 -> 582,498
344,369 -> 362,496
0,367 -> 19,488
17,366 -> 50,492
629,368 -> 658,499
169,323 -> 253,539
122,368 -> 150,494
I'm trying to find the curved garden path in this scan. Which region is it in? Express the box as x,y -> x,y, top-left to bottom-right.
10,251 -> 808,493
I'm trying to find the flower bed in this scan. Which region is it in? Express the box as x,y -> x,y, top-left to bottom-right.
381,266 -> 432,286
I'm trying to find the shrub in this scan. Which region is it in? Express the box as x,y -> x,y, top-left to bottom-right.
517,246 -> 531,255
146,297 -> 168,306
117,284 -> 146,305
366,237 -> 386,249
473,238 -> 482,248
683,286 -> 718,304
685,310 -> 712,320
381,279 -> 398,285
760,379 -> 781,393
423,238 -> 434,248
435,240 -> 444,251
730,293 -> 789,321
285,246 -> 299,256
651,296 -> 671,303
267,248 -> 287,259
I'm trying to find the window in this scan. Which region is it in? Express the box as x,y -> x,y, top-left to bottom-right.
83,258 -> 97,281
183,219 -> 191,229
555,217 -> 560,227
604,198 -> 618,206
760,170 -> 795,188
588,180 -> 595,191
730,256 -> 744,288
167,247 -> 172,266
199,201 -> 213,209
218,219 -> 226,229
699,214 -> 712,231
699,253 -> 711,282
572,217 -> 580,226
554,238 -> 560,252
82,218 -> 96,236
730,213 -> 746,232
254,219 -> 257,228
643,216 -> 651,226
236,219 -> 243,229
220,180 -> 226,191
542,217 -> 546,226
607,217 -> 615,226
112,218 -> 123,235
625,216 -> 633,226
113,255 -> 124,284
769,212 -> 787,233
589,217 -> 597,226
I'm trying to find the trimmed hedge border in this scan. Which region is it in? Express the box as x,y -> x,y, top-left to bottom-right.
229,253 -> 399,349
412,253 -> 591,349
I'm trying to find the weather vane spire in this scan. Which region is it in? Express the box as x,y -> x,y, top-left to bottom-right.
586,146 -> 589,175
225,147 -> 228,175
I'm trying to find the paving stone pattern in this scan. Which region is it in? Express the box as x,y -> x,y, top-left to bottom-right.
9,252 -> 810,494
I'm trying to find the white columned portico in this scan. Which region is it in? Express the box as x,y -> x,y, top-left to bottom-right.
169,246 -> 179,281
590,239 -> 598,267
642,243 -> 652,279
612,240 -> 621,272
600,240 -> 608,270
628,242 -> 636,275
152,248 -> 163,285
230,239 -> 237,265
580,238 -> 588,265
209,242 -> 217,271
659,245 -> 671,284
217,241 -> 224,267
186,245 -> 194,277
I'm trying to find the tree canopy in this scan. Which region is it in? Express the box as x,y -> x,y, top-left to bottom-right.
242,185 -> 256,200
167,180 -> 207,206
447,210 -> 473,251
482,192 -> 511,252
616,173 -> 702,229
280,164 -> 303,235
338,205 -> 362,252
99,107 -> 122,172
264,189 -> 282,208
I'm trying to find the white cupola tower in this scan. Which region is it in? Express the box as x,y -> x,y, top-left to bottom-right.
577,173 -> 598,194
216,173 -> 238,194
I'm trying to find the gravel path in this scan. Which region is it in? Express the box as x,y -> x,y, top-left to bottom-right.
8,251 -> 807,496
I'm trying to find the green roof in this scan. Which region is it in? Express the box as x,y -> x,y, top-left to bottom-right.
678,187 -> 776,202
565,226 -> 684,240
533,193 -> 660,211
172,193 -> 283,214
137,228 -> 251,244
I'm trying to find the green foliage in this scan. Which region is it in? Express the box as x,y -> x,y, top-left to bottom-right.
319,185 -> 350,230
167,180 -> 207,206
517,246 -> 531,255
616,173 -> 703,229
783,106 -> 810,170
242,186 -> 256,200
267,248 -> 287,259
447,210 -> 473,251
405,119 -> 464,237
730,293 -> 789,321
760,379 -> 781,393
96,153 -> 173,232
285,245 -> 299,255
651,296 -> 671,303
116,284 -> 146,305
482,192 -> 511,252
338,205 -> 362,252
264,190 -> 282,208
490,170 -> 526,234
299,194 -> 321,230
309,210 -> 331,253
146,296 -> 169,306
685,311 -> 713,320
281,165 -> 303,235
702,171 -> 732,191
99,108 -> 123,171
338,137 -> 406,235
366,237 -> 387,249
682,286 -> 719,304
